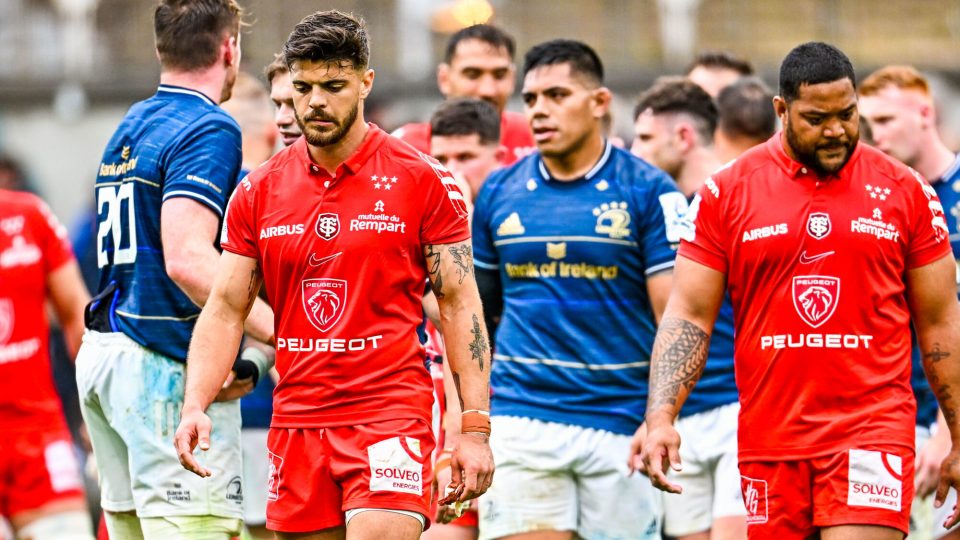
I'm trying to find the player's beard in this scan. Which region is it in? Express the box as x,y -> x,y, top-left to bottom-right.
785,123 -> 858,176
296,101 -> 359,147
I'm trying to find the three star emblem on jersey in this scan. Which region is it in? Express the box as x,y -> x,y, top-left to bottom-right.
792,275 -> 840,328
315,213 -> 340,241
302,279 -> 347,332
806,212 -> 831,240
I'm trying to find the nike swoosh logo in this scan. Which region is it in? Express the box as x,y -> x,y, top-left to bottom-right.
799,250 -> 835,264
309,252 -> 342,267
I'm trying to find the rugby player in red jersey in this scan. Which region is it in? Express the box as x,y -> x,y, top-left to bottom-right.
174,10 -> 494,539
641,42 -> 960,540
392,24 -> 534,165
0,189 -> 93,539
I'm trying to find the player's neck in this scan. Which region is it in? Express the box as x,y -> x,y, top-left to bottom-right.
911,136 -> 956,182
678,148 -> 723,198
306,119 -> 370,175
715,131 -> 757,164
541,134 -> 605,181
159,70 -> 225,105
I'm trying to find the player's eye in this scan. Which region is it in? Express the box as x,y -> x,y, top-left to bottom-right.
522,93 -> 536,107
463,69 -> 482,80
493,69 -> 509,80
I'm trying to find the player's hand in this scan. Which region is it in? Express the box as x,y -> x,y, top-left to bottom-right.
640,419 -> 683,494
213,370 -> 255,402
934,446 -> 960,529
627,422 -> 648,475
174,406 -> 213,478
918,427 -> 951,498
434,457 -> 469,524
441,432 -> 494,503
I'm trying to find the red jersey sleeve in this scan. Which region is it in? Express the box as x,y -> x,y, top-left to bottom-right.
31,197 -> 74,275
221,177 -> 259,259
904,168 -> 952,269
677,176 -> 727,272
417,156 -> 471,245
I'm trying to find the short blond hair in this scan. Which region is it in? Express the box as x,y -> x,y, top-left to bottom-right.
860,65 -> 930,97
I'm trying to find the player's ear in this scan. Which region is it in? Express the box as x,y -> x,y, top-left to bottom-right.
437,63 -> 452,95
359,69 -> 375,99
223,35 -> 239,68
592,86 -> 613,119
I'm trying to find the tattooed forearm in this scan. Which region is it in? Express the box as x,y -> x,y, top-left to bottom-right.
468,313 -> 489,371
923,343 -> 960,427
925,342 -> 951,363
425,244 -> 444,299
647,317 -> 710,415
449,244 -> 474,284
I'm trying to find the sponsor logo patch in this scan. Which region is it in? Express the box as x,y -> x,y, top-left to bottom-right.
368,436 -> 424,496
301,279 -> 347,332
792,275 -> 839,328
848,449 -> 902,511
740,476 -> 768,524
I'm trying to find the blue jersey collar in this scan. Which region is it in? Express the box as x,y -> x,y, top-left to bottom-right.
157,85 -> 216,107
935,154 -> 960,184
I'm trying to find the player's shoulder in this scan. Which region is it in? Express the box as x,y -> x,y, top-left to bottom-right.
240,142 -> 302,193
856,143 -> 921,186
0,189 -> 47,214
482,150 -> 540,193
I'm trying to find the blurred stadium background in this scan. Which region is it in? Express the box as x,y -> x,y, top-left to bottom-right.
2,0 -> 960,225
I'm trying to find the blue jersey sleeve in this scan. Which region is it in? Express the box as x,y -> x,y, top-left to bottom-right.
635,171 -> 684,275
471,171 -> 502,271
161,113 -> 242,218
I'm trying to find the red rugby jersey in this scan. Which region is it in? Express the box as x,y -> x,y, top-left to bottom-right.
0,189 -> 74,431
392,110 -> 535,166
222,125 -> 470,428
679,135 -> 950,461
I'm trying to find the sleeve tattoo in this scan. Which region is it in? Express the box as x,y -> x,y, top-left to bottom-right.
449,244 -> 474,284
425,244 -> 444,299
468,313 -> 488,371
647,317 -> 710,413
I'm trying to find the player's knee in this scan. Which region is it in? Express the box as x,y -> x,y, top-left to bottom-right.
16,510 -> 95,540
139,515 -> 242,540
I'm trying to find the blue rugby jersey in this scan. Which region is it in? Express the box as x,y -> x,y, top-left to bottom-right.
473,142 -> 681,435
912,155 -> 960,427
94,85 -> 242,361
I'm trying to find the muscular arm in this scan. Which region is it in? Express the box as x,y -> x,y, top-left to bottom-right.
475,267 -> 502,343
181,251 -> 263,413
46,260 -> 90,358
424,241 -> 491,416
646,256 -> 725,423
907,255 -> 960,441
161,198 -> 274,343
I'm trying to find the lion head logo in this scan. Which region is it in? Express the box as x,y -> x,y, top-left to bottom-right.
792,276 -> 840,328
301,279 -> 347,332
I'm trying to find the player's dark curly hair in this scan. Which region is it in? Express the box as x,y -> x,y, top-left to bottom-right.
283,10 -> 369,71
779,42 -> 855,102
154,0 -> 243,71
522,39 -> 603,85
445,24 -> 516,64
430,98 -> 501,146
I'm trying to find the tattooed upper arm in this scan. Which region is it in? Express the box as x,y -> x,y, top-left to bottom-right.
424,240 -> 474,299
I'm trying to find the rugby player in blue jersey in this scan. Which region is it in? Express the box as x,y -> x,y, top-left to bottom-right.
75,1 -> 275,538
472,39 -> 682,540
860,65 -> 960,540
629,77 -> 746,540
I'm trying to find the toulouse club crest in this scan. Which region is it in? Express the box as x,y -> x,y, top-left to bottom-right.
0,299 -> 12,344
792,275 -> 840,328
301,279 -> 347,332
315,213 -> 340,241
806,212 -> 831,240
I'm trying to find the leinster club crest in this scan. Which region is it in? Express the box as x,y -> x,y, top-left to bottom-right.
792,275 -> 840,328
301,279 -> 347,332
0,299 -> 12,344
806,212 -> 831,240
315,213 -> 340,241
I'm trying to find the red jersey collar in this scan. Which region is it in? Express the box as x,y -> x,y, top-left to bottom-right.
297,123 -> 387,177
766,131 -> 863,180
